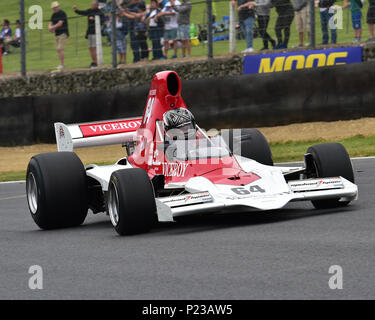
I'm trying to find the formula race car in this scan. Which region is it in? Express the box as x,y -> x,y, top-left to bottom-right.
26,71 -> 358,235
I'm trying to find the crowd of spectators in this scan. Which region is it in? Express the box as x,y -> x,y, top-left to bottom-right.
109,0 -> 192,63
232,0 -> 375,52
1,0 -> 375,69
70,0 -> 193,66
0,19 -> 21,56
52,0 -> 193,67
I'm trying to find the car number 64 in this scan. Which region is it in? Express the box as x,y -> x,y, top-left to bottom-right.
231,185 -> 265,195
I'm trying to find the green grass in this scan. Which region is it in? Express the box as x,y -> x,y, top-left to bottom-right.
2,134 -> 375,181
270,134 -> 375,162
0,171 -> 27,182
0,0 -> 370,73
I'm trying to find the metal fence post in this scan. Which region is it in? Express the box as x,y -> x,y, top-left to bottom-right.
20,0 -> 26,77
309,0 -> 316,48
229,1 -> 236,53
76,20 -> 79,56
207,0 -> 213,58
40,29 -> 43,60
111,0 -> 117,68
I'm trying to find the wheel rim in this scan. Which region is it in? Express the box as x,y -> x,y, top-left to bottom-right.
108,181 -> 120,227
26,172 -> 38,214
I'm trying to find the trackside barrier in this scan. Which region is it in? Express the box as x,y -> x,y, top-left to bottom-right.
1,60 -> 375,146
244,47 -> 363,74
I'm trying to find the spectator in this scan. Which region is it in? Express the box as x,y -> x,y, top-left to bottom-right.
119,0 -> 143,63
255,0 -> 276,50
368,0 -> 375,40
272,0 -> 295,49
48,2 -> 69,70
156,1 -> 180,58
316,0 -> 337,44
342,0 -> 363,43
115,11 -> 128,64
144,0 -> 165,60
122,3 -> 149,61
9,20 -> 22,49
73,0 -> 105,68
294,0 -> 310,47
172,0 -> 192,58
135,3 -> 149,60
231,0 -> 256,53
0,19 -> 13,56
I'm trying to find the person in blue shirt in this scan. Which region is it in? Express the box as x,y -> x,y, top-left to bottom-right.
0,19 -> 13,55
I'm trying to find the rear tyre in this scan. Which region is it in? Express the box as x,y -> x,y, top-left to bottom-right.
307,143 -> 354,209
26,152 -> 88,229
107,168 -> 156,235
222,128 -> 273,166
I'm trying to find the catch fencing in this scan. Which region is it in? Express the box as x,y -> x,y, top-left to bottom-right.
0,0 -> 369,76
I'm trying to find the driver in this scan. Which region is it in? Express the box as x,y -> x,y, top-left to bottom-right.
163,108 -> 196,140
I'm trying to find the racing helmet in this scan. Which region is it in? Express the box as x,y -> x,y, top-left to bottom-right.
163,108 -> 196,140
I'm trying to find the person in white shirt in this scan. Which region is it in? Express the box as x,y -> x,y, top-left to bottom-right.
12,20 -> 21,46
144,0 -> 165,59
155,0 -> 181,58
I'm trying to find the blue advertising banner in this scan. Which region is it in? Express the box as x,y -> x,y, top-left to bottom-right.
243,47 -> 363,74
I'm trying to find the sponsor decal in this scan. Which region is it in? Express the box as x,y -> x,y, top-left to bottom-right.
288,177 -> 344,192
59,126 -> 65,138
149,89 -> 157,96
244,47 -> 362,74
79,119 -> 142,137
162,192 -> 213,207
162,162 -> 189,177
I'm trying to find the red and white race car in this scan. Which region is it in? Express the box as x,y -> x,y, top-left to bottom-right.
26,71 -> 358,235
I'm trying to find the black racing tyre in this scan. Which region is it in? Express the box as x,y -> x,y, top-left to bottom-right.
26,152 -> 88,230
222,128 -> 273,166
107,168 -> 157,235
307,143 -> 354,209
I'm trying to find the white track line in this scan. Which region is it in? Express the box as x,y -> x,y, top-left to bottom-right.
0,194 -> 26,201
0,156 -> 374,185
0,180 -> 25,185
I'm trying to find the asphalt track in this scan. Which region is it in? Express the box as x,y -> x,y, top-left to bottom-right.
0,158 -> 374,300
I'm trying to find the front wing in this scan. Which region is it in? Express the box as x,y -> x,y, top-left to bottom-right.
156,177 -> 358,222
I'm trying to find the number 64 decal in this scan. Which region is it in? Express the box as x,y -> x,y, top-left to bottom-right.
231,185 -> 265,195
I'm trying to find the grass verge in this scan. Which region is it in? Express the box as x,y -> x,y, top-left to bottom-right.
1,134 -> 374,182
270,134 -> 375,163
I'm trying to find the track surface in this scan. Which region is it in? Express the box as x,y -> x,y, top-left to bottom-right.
0,159 -> 374,300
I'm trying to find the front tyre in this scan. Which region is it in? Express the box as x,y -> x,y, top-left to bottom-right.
307,143 -> 354,209
26,152 -> 88,229
107,168 -> 156,235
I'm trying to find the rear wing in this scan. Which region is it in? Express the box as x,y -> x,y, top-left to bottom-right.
54,117 -> 142,151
